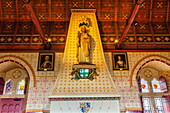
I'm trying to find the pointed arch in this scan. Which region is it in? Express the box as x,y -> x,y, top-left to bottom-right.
2,104 -> 7,110
130,54 -> 170,86
0,55 -> 36,87
15,104 -> 20,109
8,104 -> 14,110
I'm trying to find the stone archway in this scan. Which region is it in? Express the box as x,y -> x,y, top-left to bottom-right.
130,54 -> 170,86
0,55 -> 36,87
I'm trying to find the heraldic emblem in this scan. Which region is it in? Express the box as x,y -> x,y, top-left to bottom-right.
80,102 -> 91,113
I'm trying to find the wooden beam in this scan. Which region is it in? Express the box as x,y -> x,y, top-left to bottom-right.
150,23 -> 156,47
0,0 -> 2,21
98,0 -> 101,20
118,0 -> 144,46
114,0 -> 118,22
65,0 -> 68,34
48,0 -> 52,21
149,0 -> 153,22
47,22 -> 51,37
0,0 -> 2,33
23,0 -> 46,42
0,21 -> 2,34
82,0 -> 85,9
115,22 -> 119,42
16,0 -> 19,21
114,0 -> 119,42
166,0 -> 169,22
12,22 -> 18,48
149,0 -> 155,47
166,0 -> 170,34
133,25 -> 138,48
29,22 -> 34,48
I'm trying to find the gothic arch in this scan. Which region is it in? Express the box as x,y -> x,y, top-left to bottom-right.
130,54 -> 170,86
0,55 -> 36,87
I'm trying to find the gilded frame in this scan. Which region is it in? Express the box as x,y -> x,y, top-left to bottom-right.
37,52 -> 55,71
112,52 -> 129,70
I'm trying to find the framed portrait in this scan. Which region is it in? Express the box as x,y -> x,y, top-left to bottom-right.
37,52 -> 55,71
112,52 -> 129,70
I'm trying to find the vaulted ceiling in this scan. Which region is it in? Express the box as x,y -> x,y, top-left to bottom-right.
0,0 -> 169,51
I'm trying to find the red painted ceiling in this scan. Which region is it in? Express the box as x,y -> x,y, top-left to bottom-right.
0,0 -> 169,51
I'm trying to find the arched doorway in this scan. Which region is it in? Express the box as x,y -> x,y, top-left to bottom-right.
130,55 -> 170,113
138,67 -> 168,113
0,55 -> 36,113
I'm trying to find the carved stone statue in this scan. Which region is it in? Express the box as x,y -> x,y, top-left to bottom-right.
76,25 -> 91,64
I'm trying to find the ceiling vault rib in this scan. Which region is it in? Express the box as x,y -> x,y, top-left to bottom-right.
166,0 -> 170,34
149,0 -> 156,47
118,0 -> 144,47
23,0 -> 46,43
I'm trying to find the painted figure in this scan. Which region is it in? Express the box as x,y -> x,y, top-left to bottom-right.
41,55 -> 52,68
116,56 -> 126,68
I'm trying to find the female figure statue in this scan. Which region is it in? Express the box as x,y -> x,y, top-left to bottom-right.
77,25 -> 91,64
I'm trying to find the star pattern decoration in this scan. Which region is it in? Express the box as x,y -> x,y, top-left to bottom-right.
88,2 -> 95,8
6,1 -> 12,8
6,25 -> 12,30
157,25 -> 163,30
157,2 -> 163,8
122,13 -> 128,20
104,14 -> 110,20
22,4 -> 26,8
72,1 -> 79,7
22,25 -> 28,30
140,2 -> 146,9
56,14 -> 62,20
38,13 -> 45,20
140,25 -> 146,30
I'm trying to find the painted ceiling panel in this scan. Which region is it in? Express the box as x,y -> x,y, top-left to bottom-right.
0,0 -> 169,51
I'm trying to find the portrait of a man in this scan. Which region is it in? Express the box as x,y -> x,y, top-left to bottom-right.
38,52 -> 54,71
112,52 -> 129,70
